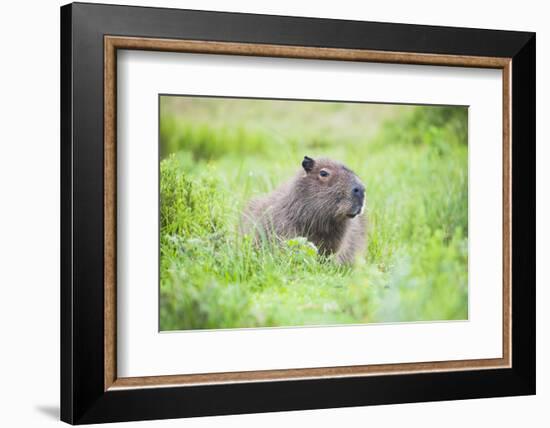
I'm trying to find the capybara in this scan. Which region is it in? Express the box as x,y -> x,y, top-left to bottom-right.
242,156 -> 367,264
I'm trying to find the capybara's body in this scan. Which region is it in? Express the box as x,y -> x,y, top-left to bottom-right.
242,156 -> 367,264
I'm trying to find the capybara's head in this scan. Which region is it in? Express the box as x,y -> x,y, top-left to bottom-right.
297,156 -> 365,220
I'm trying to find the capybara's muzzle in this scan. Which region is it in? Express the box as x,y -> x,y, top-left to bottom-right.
348,184 -> 365,218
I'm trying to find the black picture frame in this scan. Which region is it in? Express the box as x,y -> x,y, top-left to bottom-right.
61,2 -> 535,424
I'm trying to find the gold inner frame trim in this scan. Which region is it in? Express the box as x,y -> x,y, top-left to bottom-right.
104,35 -> 512,391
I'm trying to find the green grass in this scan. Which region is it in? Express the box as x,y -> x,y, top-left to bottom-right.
159,97 -> 468,330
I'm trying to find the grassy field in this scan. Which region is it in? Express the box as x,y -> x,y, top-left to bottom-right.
159,96 -> 468,331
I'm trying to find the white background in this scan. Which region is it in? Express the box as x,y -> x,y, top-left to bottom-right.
0,0 -> 546,427
118,52 -> 503,377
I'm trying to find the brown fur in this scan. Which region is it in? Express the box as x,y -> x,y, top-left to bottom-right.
242,156 -> 367,264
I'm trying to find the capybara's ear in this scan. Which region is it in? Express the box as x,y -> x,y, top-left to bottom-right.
302,156 -> 315,173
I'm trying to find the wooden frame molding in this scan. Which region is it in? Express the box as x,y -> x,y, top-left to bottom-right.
104,35 -> 512,391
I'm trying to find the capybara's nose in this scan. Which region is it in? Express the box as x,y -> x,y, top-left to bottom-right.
352,185 -> 365,200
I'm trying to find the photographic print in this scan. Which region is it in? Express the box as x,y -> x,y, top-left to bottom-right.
61,6 -> 535,422
159,95 -> 468,331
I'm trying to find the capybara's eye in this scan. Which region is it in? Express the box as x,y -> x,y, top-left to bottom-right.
319,170 -> 330,177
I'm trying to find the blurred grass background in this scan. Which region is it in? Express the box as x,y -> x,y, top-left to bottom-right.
159,96 -> 468,330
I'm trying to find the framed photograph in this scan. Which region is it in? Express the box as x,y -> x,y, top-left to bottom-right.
60,2 -> 535,424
